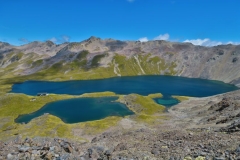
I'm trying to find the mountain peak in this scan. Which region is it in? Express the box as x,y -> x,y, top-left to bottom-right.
45,40 -> 55,47
87,36 -> 101,41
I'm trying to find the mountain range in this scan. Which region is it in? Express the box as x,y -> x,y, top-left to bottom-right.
1,36 -> 240,86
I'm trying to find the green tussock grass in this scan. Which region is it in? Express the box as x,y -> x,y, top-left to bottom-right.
118,94 -> 167,124
91,53 -> 107,67
113,54 -> 177,76
11,53 -> 23,61
0,114 -> 121,141
77,116 -> 121,135
0,114 -> 85,142
0,81 -> 12,94
0,94 -> 80,118
31,59 -> 43,68
131,94 -> 165,115
80,91 -> 117,97
135,115 -> 167,124
147,93 -> 163,99
17,115 -> 76,139
69,50 -> 89,69
172,95 -> 190,102
76,50 -> 89,60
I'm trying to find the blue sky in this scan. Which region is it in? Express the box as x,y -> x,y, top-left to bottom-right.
0,0 -> 240,46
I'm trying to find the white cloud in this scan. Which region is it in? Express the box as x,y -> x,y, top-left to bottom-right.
137,33 -> 240,46
49,37 -> 57,43
138,33 -> 169,42
62,35 -> 70,42
49,35 -> 70,44
184,38 -> 222,47
138,37 -> 148,42
154,33 -> 170,41
227,41 -> 240,45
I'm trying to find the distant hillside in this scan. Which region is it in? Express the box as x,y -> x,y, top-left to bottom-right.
0,36 -> 240,86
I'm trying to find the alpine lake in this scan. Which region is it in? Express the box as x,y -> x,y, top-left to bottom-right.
12,75 -> 238,124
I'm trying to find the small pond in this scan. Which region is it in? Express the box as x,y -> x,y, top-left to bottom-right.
153,95 -> 180,107
15,97 -> 134,124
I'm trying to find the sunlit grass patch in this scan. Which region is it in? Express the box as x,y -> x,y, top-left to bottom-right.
147,93 -> 163,99
80,91 -> 117,97
172,95 -> 190,102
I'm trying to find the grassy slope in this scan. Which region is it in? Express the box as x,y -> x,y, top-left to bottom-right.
1,53 -> 177,83
172,95 -> 190,102
113,54 -> 177,76
118,94 -> 167,124
80,91 -> 117,97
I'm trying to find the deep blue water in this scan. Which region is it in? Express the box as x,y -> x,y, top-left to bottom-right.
15,97 -> 134,124
11,75 -> 238,97
12,76 -> 238,123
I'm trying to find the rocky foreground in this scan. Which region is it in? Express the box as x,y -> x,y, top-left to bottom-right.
1,90 -> 240,159
0,129 -> 240,160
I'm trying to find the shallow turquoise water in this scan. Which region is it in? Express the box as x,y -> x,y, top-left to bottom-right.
15,97 -> 134,124
154,95 -> 180,107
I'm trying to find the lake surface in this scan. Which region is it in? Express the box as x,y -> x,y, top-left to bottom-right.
11,75 -> 238,97
13,76 -> 238,124
15,97 -> 134,124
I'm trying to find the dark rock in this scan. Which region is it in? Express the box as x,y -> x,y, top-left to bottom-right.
232,57 -> 238,63
106,40 -> 128,51
151,149 -> 160,155
18,146 -> 30,152
93,146 -> 104,154
218,50 -> 224,55
91,137 -> 98,143
88,148 -> 93,158
104,149 -> 113,156
236,145 -> 240,153
24,137 -> 32,144
61,142 -> 73,153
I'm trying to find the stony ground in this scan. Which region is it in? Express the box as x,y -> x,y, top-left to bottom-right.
1,90 -> 240,160
1,129 -> 240,159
